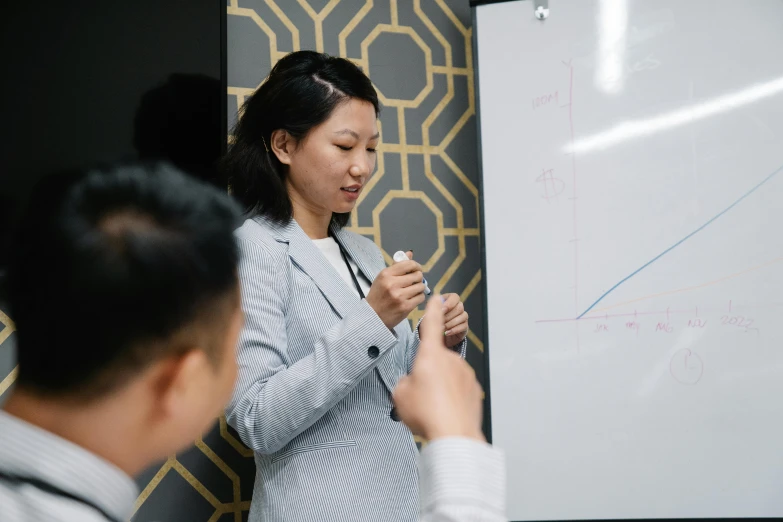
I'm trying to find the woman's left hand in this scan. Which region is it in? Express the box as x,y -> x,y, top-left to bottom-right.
441,293 -> 469,347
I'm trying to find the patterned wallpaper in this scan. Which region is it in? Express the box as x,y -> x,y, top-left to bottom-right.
0,1 -> 486,520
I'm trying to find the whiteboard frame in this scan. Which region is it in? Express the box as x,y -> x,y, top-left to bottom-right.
471,1 -> 496,445
470,0 -> 770,521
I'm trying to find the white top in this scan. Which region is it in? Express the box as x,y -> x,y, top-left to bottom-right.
312,237 -> 371,298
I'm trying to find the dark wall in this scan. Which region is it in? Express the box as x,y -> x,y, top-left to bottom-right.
0,0 -> 226,270
0,2 -> 229,516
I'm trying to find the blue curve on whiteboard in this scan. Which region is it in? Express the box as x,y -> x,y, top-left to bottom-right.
577,162 -> 783,319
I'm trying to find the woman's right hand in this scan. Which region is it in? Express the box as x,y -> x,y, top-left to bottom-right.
366,259 -> 427,329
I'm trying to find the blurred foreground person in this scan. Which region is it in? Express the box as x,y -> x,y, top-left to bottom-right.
0,162 -> 244,522
0,161 -> 506,522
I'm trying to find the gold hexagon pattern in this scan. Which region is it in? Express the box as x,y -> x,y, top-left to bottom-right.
0,2 -> 486,520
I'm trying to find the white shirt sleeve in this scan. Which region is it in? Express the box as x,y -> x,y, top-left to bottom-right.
418,438 -> 507,522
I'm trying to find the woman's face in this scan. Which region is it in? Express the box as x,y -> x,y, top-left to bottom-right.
275,98 -> 379,218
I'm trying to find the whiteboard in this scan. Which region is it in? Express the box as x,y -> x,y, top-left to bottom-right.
474,0 -> 783,520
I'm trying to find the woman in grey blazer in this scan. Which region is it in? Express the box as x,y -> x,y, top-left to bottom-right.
221,51 -> 469,522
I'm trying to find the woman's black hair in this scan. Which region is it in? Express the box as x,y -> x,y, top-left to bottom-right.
222,51 -> 380,227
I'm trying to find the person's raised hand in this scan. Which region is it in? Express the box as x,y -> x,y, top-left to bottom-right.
392,294 -> 484,442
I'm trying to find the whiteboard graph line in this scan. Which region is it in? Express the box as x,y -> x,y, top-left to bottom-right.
588,255 -> 783,315
577,162 -> 783,319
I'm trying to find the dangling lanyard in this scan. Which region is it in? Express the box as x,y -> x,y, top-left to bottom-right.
0,470 -> 122,522
336,242 -> 366,299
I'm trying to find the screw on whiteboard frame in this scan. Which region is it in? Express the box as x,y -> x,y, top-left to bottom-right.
534,0 -> 549,20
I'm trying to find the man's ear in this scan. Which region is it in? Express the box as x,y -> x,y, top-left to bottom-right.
152,349 -> 210,417
270,129 -> 294,166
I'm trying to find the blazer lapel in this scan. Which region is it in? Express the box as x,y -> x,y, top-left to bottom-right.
258,217 -> 359,320
330,226 -> 383,284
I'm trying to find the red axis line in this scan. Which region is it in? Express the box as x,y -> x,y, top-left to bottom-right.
565,59 -> 579,349
536,301 -> 783,324
535,309 -> 694,324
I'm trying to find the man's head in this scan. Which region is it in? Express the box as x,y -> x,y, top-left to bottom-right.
6,161 -> 243,462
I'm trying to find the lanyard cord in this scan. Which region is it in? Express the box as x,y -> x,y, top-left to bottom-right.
333,238 -> 366,299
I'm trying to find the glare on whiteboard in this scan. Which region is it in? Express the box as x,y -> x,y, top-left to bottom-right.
568,75 -> 783,154
594,0 -> 629,95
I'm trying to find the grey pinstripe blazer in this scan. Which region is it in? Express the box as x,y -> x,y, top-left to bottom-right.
226,216 -> 466,522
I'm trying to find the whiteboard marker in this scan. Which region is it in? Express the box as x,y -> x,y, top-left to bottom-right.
393,250 -> 432,295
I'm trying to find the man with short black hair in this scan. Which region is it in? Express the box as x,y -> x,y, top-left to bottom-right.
0,161 -> 506,522
0,162 -> 244,522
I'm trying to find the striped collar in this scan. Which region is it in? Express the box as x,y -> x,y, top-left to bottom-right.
0,410 -> 138,521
